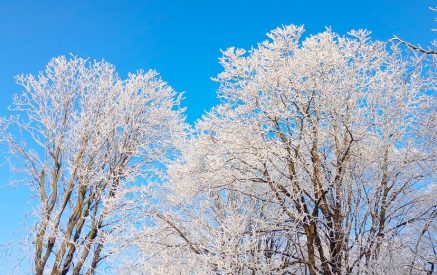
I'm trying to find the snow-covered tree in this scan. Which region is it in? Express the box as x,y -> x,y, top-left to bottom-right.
1,56 -> 185,274
140,25 -> 436,274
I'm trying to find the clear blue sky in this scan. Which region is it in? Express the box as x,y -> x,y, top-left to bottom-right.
0,0 -> 435,271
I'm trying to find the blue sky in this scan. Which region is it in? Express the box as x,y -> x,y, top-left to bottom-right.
0,0 -> 435,271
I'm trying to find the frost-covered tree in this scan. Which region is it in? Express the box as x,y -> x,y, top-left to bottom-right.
1,56 -> 185,274
138,25 -> 436,274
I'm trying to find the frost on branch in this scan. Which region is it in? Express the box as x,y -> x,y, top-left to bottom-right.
136,25 -> 436,274
2,56 -> 185,274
